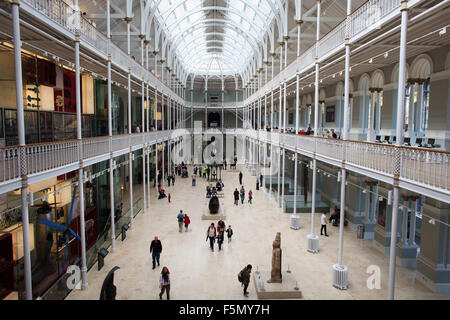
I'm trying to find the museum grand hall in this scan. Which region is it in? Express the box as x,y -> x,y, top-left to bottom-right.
0,0 -> 449,302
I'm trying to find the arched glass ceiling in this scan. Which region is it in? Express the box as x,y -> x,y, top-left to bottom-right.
152,0 -> 278,77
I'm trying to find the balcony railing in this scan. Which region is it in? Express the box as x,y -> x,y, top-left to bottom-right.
253,130 -> 449,195
247,0 -> 406,104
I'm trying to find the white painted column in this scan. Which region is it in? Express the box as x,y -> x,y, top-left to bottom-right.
126,16 -> 134,229
388,0 -> 409,300
409,196 -> 418,246
106,0 -> 116,253
295,75 -> 300,134
141,42 -> 146,214
12,1 -> 32,299
307,0 -> 321,254
74,0 -> 88,289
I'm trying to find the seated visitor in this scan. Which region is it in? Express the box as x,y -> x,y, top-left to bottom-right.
330,206 -> 340,225
206,186 -> 212,197
211,187 -> 217,196
158,188 -> 167,199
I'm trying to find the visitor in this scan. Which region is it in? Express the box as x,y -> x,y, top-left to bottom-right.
256,177 -> 259,191
248,190 -> 253,204
233,188 -> 239,206
239,171 -> 243,185
331,128 -> 337,139
217,230 -> 224,251
320,212 -> 329,236
167,174 -> 171,187
207,167 -> 211,180
203,167 -> 207,178
159,267 -> 170,300
206,186 -> 212,198
177,210 -> 185,232
329,206 -> 340,225
206,223 -> 217,252
168,193 -> 171,203
240,186 -> 245,204
192,175 -> 196,187
238,264 -> 252,297
211,187 -> 217,197
157,171 -> 162,186
184,214 -> 190,232
226,225 -> 233,243
223,159 -> 227,170
150,236 -> 162,270
171,174 -> 175,186
217,219 -> 225,233
193,165 -> 198,175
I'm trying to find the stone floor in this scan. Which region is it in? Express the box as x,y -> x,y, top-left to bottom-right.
67,165 -> 449,300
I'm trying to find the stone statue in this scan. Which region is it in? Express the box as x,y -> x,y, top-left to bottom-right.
268,232 -> 282,283
209,196 -> 220,214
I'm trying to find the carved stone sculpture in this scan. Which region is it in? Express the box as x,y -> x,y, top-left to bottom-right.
209,196 -> 220,214
268,232 -> 282,283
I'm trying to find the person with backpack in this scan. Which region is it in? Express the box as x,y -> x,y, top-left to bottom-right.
233,188 -> 239,206
184,214 -> 191,232
177,210 -> 185,233
238,264 -> 252,297
206,223 -> 217,252
226,225 -> 233,243
248,190 -> 253,204
150,236 -> 162,270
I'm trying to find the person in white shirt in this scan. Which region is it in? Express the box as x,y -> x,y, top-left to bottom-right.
321,212 -> 329,236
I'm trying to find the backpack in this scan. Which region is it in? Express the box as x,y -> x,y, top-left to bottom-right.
237,268 -> 245,283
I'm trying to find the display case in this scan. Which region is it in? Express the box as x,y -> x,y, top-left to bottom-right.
0,233 -> 14,300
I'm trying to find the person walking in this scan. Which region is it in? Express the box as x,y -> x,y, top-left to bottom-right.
240,186 -> 245,204
159,267 -> 170,300
184,213 -> 190,232
206,167 -> 211,180
168,193 -> 171,203
206,223 -> 217,251
171,174 -> 175,186
256,178 -> 259,191
320,212 -> 329,236
226,225 -> 233,243
167,174 -> 171,187
239,171 -> 243,185
233,188 -> 239,206
223,159 -> 227,170
217,230 -> 224,251
248,190 -> 253,204
238,264 -> 252,297
150,236 -> 162,270
177,210 -> 185,232
203,167 -> 207,178
217,219 -> 225,233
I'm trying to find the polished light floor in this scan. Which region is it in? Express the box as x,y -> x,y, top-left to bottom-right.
67,165 -> 449,300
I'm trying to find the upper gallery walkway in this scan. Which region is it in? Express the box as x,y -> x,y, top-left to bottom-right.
1,128 -> 448,203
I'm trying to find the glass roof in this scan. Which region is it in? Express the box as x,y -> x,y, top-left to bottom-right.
151,0 -> 277,77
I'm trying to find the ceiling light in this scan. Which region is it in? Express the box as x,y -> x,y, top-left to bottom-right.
369,58 -> 373,64
439,27 -> 447,36
384,52 -> 389,59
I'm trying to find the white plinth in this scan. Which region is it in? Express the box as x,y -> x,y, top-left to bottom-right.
332,264 -> 348,290
307,234 -> 319,253
290,214 -> 300,230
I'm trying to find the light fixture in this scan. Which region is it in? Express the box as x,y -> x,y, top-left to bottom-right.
439,27 -> 446,36
339,71 -> 343,76
369,58 -> 373,64
337,171 -> 341,182
332,74 -> 336,78
379,196 -> 383,202
388,190 -> 393,205
362,189 -> 367,194
428,218 -> 435,225
384,52 -> 389,59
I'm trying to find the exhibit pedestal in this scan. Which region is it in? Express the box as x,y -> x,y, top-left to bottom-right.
290,215 -> 300,230
307,234 -> 319,253
332,264 -> 348,290
252,271 -> 302,299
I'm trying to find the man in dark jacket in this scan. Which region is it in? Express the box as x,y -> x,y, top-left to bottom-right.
150,236 -> 162,269
233,188 -> 240,206
239,264 -> 252,297
239,171 -> 243,185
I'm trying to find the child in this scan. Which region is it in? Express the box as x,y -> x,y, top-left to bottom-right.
226,225 -> 233,243
168,193 -> 171,203
217,230 -> 224,251
248,190 -> 253,204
